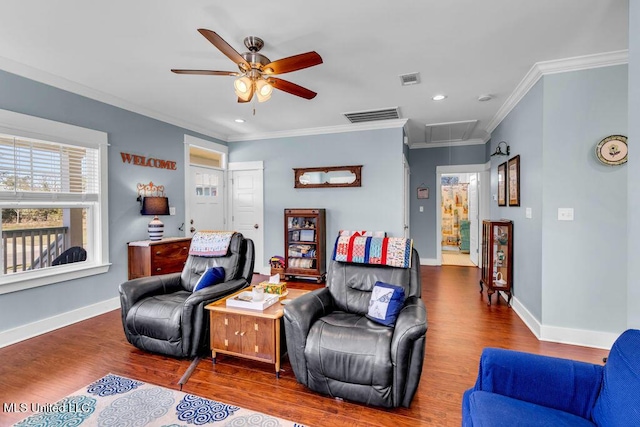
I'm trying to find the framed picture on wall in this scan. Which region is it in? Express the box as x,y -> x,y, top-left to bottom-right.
497,162 -> 507,206
508,155 -> 520,206
417,186 -> 429,199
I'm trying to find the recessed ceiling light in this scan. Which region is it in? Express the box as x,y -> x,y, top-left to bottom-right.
234,118 -> 245,123
432,94 -> 447,101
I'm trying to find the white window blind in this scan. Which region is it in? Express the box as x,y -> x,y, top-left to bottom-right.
0,134 -> 99,201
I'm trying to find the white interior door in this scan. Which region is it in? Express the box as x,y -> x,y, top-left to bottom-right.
229,167 -> 264,274
468,173 -> 479,266
188,166 -> 225,234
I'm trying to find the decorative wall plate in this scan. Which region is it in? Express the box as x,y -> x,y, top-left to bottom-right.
596,135 -> 627,166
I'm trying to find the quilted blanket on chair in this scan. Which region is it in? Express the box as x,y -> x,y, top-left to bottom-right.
189,231 -> 235,257
333,234 -> 413,268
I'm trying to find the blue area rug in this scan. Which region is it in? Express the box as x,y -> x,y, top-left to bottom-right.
14,373 -> 305,426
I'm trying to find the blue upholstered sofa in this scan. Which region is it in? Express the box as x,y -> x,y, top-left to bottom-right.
462,329 -> 640,427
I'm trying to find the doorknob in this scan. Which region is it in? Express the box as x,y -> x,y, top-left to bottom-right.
254,224 -> 259,229
190,227 -> 196,233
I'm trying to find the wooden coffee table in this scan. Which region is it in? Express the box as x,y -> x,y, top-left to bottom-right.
205,288 -> 309,377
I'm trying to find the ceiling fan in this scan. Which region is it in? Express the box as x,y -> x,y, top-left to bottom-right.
171,29 -> 322,103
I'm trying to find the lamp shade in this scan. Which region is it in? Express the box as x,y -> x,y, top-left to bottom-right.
140,197 -> 170,216
255,79 -> 273,103
234,76 -> 254,102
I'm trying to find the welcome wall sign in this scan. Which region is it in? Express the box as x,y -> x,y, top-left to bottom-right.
120,152 -> 177,170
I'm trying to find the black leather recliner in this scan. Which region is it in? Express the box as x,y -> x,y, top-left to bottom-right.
119,233 -> 254,358
283,248 -> 427,408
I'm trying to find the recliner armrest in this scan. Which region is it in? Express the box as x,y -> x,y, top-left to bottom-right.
184,278 -> 248,307
284,287 -> 334,337
391,296 -> 427,354
119,273 -> 183,311
283,287 -> 335,385
471,348 -> 603,419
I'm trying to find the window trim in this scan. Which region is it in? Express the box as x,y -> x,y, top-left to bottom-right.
0,109 -> 109,294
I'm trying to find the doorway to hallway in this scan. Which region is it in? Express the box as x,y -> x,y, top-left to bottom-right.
435,163 -> 490,268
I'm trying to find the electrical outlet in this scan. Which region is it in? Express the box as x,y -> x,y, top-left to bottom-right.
169,207 -> 176,216
419,206 -> 424,212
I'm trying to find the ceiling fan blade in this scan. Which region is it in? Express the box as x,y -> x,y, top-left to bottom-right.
197,29 -> 250,70
263,51 -> 322,75
267,77 -> 317,100
171,69 -> 238,76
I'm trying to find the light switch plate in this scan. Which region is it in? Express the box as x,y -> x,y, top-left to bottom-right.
169,207 -> 176,216
525,207 -> 532,219
558,208 -> 574,221
419,206 -> 424,212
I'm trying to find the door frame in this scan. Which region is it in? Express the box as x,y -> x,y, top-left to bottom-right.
435,162 -> 490,266
227,161 -> 265,274
403,155 -> 411,238
183,135 -> 228,237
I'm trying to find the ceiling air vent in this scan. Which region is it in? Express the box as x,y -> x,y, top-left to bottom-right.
425,120 -> 478,143
399,72 -> 420,86
343,107 -> 401,124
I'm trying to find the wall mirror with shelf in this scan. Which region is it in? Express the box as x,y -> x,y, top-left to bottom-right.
293,165 -> 362,188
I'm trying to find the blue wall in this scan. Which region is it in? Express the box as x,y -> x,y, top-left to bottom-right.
490,80 -> 544,321
408,144 -> 487,260
0,70 -> 224,332
541,66 -> 628,332
628,0 -> 640,329
228,128 -> 405,268
490,65 -> 629,334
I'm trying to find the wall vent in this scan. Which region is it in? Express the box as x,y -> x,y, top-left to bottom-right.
399,72 -> 420,86
343,107 -> 401,123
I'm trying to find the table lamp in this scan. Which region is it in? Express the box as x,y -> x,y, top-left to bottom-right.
140,196 -> 170,241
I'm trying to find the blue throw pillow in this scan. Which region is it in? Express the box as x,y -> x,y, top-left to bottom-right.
366,281 -> 406,326
193,266 -> 225,292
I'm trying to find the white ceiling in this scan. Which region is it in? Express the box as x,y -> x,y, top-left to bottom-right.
0,1 -> 629,146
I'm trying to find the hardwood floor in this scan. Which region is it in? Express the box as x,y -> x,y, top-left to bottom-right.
0,266 -> 608,426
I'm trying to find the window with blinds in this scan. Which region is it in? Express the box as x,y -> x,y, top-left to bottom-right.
0,135 -> 99,201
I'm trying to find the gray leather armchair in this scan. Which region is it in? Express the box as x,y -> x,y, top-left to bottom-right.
119,233 -> 254,358
283,248 -> 427,408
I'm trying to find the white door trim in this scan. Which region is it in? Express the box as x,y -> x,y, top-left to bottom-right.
184,135 -> 229,236
228,161 -> 264,171
435,162 -> 490,266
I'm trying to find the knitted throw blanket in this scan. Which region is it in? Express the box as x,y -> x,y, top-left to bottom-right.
189,231 -> 235,257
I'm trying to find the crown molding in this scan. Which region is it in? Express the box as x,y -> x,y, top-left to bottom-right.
410,137 -> 488,150
227,119 -> 408,142
0,56 -> 229,142
486,50 -> 629,134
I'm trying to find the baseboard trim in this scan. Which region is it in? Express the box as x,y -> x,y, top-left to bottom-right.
0,297 -> 120,349
510,294 -> 617,349
420,258 -> 440,266
540,325 -> 618,350
509,294 -> 542,339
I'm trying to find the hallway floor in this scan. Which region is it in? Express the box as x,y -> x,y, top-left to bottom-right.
442,249 -> 476,267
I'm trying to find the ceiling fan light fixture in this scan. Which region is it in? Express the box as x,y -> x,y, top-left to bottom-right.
255,79 -> 273,103
234,76 -> 253,101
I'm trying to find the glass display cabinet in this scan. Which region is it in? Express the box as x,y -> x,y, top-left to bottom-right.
284,208 -> 326,283
480,220 -> 513,306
